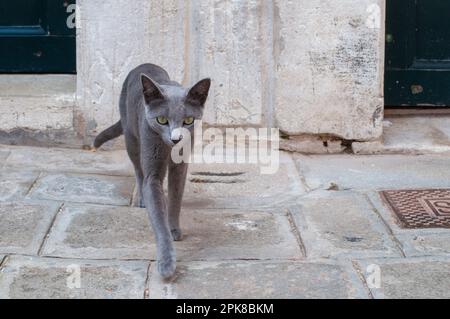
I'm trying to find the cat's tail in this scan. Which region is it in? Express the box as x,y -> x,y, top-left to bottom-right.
93,121 -> 123,149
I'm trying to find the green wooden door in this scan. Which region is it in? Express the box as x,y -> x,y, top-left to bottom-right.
0,0 -> 76,73
385,0 -> 450,107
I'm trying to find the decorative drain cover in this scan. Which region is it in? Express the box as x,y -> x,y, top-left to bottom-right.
380,189 -> 450,229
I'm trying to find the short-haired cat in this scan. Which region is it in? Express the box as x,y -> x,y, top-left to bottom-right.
94,63 -> 211,279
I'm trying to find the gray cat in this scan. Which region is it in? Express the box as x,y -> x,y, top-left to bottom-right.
94,63 -> 211,279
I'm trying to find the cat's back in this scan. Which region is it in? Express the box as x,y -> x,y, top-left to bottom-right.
128,63 -> 171,84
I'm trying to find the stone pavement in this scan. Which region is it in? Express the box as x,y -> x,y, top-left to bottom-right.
0,144 -> 450,299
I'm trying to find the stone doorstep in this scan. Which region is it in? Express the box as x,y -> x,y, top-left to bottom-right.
0,255 -> 149,299
0,75 -> 76,97
0,75 -> 76,132
147,260 -> 369,299
40,204 -> 303,261
353,116 -> 450,155
295,153 -> 450,191
355,257 -> 450,299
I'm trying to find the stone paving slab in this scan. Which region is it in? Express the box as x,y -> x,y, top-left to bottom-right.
4,146 -> 133,176
290,191 -> 401,259
295,154 -> 450,191
148,261 -> 368,299
367,191 -> 450,257
0,171 -> 39,201
355,257 -> 450,299
176,209 -> 302,261
27,173 -> 135,206
0,255 -> 149,299
395,233 -> 450,257
42,204 -> 302,261
42,204 -> 153,260
0,201 -> 61,255
183,152 -> 306,209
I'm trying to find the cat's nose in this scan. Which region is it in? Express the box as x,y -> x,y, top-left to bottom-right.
171,128 -> 183,144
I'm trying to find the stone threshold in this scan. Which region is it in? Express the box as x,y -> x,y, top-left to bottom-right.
353,115 -> 450,155
0,75 -> 81,148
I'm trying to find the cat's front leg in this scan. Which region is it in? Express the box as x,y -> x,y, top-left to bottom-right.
168,161 -> 188,241
142,178 -> 176,279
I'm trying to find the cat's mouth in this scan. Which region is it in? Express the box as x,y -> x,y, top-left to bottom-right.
164,136 -> 187,148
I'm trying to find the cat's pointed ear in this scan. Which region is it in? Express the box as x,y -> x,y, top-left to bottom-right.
186,78 -> 211,106
141,74 -> 164,104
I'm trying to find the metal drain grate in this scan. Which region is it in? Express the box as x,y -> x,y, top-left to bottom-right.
380,189 -> 450,229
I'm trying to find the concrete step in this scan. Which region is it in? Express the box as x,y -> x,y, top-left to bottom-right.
0,75 -> 81,147
353,115 -> 450,155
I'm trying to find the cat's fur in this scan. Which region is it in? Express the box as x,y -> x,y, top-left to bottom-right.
94,63 -> 211,279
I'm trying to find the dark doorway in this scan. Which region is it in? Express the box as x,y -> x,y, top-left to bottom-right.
385,0 -> 450,107
0,0 -> 76,73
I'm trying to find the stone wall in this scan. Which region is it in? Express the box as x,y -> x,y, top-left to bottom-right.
74,0 -> 385,142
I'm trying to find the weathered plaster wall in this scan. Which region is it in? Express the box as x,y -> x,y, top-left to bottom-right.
75,0 -> 385,142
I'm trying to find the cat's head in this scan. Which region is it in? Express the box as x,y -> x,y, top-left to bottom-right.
141,74 -> 211,147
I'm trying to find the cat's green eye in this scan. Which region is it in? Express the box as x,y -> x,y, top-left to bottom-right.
184,117 -> 194,125
156,116 -> 168,125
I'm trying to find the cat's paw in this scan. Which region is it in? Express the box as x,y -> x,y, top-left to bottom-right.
158,254 -> 176,280
171,228 -> 183,241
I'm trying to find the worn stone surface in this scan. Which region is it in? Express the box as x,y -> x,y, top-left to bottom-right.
73,0 -> 386,141
273,0 -> 384,140
0,201 -> 61,255
0,171 -> 39,201
176,209 -> 302,261
356,257 -> 450,299
76,0 -> 153,138
148,261 -> 368,299
146,0 -> 188,84
382,116 -> 450,154
42,204 -> 301,261
3,144 -> 450,298
296,154 -> 450,190
42,204 -> 153,260
0,148 -> 10,167
188,0 -> 270,125
0,75 -> 75,131
28,173 -> 135,206
5,146 -> 133,176
0,255 -> 148,299
280,136 -> 346,154
367,192 -> 450,257
396,233 -> 450,257
353,116 -> 450,155
291,191 -> 400,259
183,152 -> 306,209
77,0 -> 270,132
